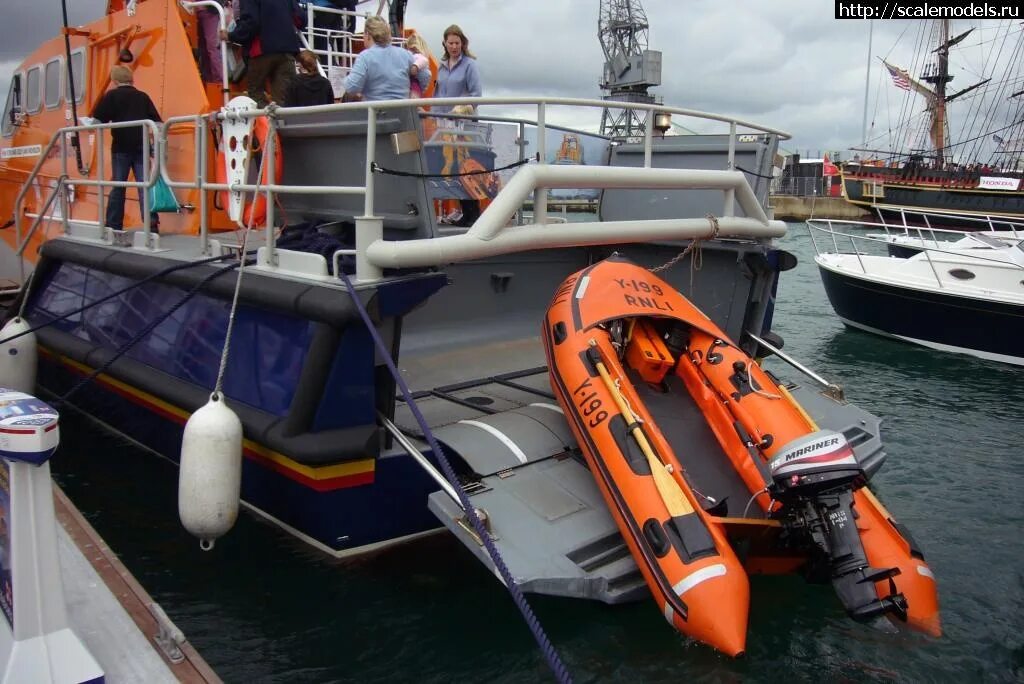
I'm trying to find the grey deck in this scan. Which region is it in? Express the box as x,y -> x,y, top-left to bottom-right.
409,364 -> 884,604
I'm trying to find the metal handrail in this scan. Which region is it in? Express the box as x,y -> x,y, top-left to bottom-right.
177,1 -> 230,106
806,219 -> 1024,293
17,177 -> 67,258
14,118 -> 162,282
24,96 -> 787,286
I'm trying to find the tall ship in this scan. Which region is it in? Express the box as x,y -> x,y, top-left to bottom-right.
841,18 -> 1024,223
0,0 -> 939,662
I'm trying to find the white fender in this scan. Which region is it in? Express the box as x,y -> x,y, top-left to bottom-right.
221,96 -> 258,223
178,394 -> 242,550
0,317 -> 37,394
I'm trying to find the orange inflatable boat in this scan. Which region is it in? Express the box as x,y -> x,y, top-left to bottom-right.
542,254 -> 940,656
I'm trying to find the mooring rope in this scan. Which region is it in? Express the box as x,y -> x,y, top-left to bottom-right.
338,269 -> 573,684
213,110 -> 272,398
649,213 -> 720,274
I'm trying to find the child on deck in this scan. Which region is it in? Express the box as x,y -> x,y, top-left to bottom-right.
405,32 -> 432,98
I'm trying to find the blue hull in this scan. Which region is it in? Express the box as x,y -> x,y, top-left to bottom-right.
39,355 -> 444,553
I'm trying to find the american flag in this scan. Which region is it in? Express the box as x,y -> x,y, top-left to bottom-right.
886,63 -> 911,91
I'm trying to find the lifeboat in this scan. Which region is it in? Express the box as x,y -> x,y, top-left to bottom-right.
542,254 -> 940,655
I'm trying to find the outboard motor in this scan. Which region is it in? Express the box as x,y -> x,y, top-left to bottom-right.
769,430 -> 908,627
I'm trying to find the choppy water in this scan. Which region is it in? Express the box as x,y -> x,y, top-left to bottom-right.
52,225 -> 1024,683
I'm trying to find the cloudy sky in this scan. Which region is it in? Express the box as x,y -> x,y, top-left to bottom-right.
2,0 -> 1020,158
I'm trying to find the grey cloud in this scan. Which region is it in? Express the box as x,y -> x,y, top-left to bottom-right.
1,0 -> 1017,157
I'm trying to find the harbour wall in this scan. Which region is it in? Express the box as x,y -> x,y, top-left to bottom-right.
770,196 -> 871,220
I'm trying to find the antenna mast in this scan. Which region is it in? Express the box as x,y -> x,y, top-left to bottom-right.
598,0 -> 662,139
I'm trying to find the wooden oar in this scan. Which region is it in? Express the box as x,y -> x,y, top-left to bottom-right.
588,340 -> 694,517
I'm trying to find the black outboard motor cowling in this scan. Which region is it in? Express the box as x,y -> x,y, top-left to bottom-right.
769,430 -> 908,627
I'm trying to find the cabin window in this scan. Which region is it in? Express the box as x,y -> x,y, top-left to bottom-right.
28,262 -> 315,417
1,75 -> 19,137
948,268 -> 975,280
64,50 -> 85,104
44,58 -> 62,109
25,65 -> 41,113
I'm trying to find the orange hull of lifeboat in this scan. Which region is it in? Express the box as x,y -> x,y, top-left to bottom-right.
542,255 -> 940,655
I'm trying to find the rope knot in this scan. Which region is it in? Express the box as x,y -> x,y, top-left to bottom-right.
706,213 -> 720,239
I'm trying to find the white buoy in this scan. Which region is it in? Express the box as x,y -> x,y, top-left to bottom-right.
0,317 -> 37,394
178,393 -> 242,550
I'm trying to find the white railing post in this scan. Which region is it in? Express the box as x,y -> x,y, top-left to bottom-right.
142,130 -> 153,242
56,132 -> 67,234
264,116 -> 277,265
357,106 -> 383,281
96,128 -> 106,230
534,102 -> 547,224
724,121 -> 736,217
643,109 -> 653,168
197,116 -> 210,253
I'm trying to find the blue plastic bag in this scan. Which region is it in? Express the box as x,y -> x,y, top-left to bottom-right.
147,175 -> 179,213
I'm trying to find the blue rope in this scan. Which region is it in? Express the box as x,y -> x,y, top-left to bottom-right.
58,261 -> 242,405
339,271 -> 573,684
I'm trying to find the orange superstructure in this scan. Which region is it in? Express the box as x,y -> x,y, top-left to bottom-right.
542,255 -> 940,655
0,0 -> 240,260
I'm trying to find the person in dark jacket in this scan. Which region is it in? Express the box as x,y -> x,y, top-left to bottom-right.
286,50 -> 335,106
221,0 -> 301,106
90,65 -> 162,232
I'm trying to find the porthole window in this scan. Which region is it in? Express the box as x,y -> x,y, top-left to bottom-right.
44,58 -> 62,109
948,268 -> 975,280
64,50 -> 85,104
1,75 -> 19,137
25,66 -> 41,113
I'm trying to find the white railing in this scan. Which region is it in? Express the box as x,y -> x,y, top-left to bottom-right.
14,119 -> 163,280
20,96 -> 790,286
806,217 -> 1024,291
300,3 -> 405,78
870,207 -> 1024,236
177,1 -> 231,106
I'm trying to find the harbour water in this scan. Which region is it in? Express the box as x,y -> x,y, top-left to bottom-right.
50,223 -> 1024,682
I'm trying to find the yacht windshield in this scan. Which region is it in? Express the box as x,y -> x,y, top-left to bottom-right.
970,233 -> 1007,249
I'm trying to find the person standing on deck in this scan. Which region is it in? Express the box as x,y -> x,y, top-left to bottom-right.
309,0 -> 341,63
221,0 -> 301,106
90,66 -> 162,233
336,0 -> 357,34
198,0 -> 229,84
405,32 -> 432,99
287,50 -> 336,106
434,25 -> 482,226
434,24 -> 481,112
342,16 -> 428,102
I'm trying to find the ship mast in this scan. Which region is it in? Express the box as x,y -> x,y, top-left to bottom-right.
921,20 -> 953,167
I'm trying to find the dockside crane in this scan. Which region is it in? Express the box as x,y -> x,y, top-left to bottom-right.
598,0 -> 662,139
